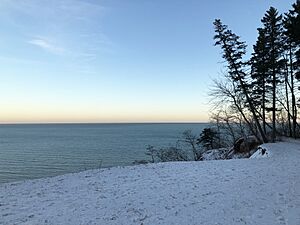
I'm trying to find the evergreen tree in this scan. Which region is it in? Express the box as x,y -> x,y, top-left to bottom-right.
261,7 -> 285,142
284,1 -> 300,80
283,0 -> 300,137
250,28 -> 270,133
213,19 -> 268,143
197,128 -> 218,150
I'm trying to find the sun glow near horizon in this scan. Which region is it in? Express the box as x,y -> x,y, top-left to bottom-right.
0,104 -> 209,123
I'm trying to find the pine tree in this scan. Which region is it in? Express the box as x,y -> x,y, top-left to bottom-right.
214,19 -> 268,143
250,28 -> 270,134
283,0 -> 300,137
261,7 -> 285,142
197,128 -> 218,150
284,1 -> 300,79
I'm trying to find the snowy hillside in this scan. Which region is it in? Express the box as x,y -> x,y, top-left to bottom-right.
0,141 -> 299,225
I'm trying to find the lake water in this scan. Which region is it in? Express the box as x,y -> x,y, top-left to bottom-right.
0,123 -> 208,183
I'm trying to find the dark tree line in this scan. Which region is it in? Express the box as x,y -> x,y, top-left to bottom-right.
212,1 -> 300,143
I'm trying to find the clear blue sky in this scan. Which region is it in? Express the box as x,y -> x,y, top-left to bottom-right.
0,0 -> 295,123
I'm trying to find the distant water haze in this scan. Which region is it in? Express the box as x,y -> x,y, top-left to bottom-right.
0,123 -> 208,183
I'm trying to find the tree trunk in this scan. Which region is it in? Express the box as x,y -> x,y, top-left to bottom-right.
220,39 -> 268,143
272,67 -> 276,142
225,83 -> 260,141
243,80 -> 268,143
289,46 -> 297,138
262,72 -> 266,134
285,61 -> 292,137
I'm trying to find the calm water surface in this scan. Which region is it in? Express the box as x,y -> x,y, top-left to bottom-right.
0,123 -> 207,183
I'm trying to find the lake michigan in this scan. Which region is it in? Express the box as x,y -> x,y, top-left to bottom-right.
0,123 -> 207,183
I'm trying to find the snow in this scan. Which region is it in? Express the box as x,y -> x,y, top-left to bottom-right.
202,147 -> 228,160
250,146 -> 271,158
0,141 -> 300,225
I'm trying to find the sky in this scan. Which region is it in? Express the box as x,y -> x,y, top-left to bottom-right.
0,0 -> 296,123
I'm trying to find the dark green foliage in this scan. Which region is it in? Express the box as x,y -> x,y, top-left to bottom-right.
284,0 -> 300,80
250,28 -> 270,133
283,0 -> 300,137
213,1 -> 300,142
213,19 -> 268,143
213,19 -> 248,84
261,7 -> 285,141
261,7 -> 285,80
197,128 -> 218,150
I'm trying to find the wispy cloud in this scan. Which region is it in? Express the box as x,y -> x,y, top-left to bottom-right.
29,38 -> 65,55
0,0 -> 114,73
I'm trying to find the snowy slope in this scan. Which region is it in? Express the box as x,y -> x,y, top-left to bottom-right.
0,141 -> 300,225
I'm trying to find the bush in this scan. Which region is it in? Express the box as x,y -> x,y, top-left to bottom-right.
156,146 -> 188,162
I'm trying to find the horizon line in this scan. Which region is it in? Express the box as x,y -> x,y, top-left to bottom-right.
0,121 -> 210,125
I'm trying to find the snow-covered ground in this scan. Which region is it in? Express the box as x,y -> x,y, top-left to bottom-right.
0,141 -> 299,225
